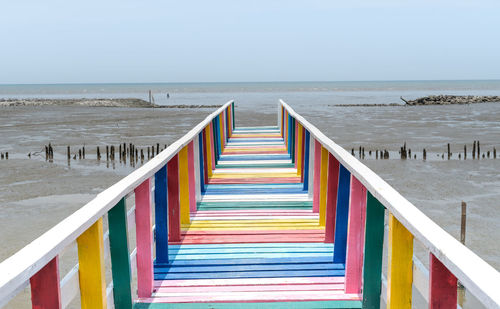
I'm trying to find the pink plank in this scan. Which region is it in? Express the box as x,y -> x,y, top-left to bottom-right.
141,291 -> 362,303
429,253 -> 457,309
134,178 -> 154,298
187,141 -> 197,213
155,276 -> 345,287
325,153 -> 340,243
167,154 -> 181,242
300,127 -> 306,183
30,256 -> 61,309
344,176 -> 367,294
181,229 -> 323,235
312,139 -> 322,213
155,283 -> 344,293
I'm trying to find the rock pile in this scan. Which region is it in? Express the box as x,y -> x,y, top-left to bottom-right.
400,95 -> 500,105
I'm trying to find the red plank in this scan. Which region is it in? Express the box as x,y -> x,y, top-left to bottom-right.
30,256 -> 61,309
167,154 -> 181,242
325,153 -> 340,243
313,139 -> 322,213
429,253 -> 457,309
134,178 -> 154,298
187,141 -> 197,213
344,176 -> 367,294
202,128 -> 209,185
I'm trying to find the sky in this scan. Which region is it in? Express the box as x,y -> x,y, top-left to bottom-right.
1,0 -> 500,84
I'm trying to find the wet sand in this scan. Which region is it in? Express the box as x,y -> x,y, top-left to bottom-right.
0,102 -> 499,308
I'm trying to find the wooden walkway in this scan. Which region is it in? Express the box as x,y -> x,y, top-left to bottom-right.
135,126 -> 362,308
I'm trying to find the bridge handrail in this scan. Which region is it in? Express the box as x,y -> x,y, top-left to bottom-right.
0,100 -> 233,307
280,99 -> 500,308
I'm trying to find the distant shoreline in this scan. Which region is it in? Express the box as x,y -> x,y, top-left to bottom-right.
0,98 -> 222,108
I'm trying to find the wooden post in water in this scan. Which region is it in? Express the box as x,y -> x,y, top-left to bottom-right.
447,143 -> 451,160
464,145 -> 467,160
78,149 -> 82,160
157,143 -> 160,155
97,146 -> 101,160
472,141 -> 476,159
67,146 -> 70,160
460,201 -> 466,245
494,147 -> 497,159
82,145 -> 85,159
106,146 -> 109,161
458,201 -> 467,293
423,149 -> 426,161
477,141 -> 480,159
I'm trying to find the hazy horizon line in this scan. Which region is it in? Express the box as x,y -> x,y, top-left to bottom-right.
1,79 -> 500,86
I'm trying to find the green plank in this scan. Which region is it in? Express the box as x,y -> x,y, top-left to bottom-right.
362,192 -> 386,309
108,198 -> 133,309
134,300 -> 362,309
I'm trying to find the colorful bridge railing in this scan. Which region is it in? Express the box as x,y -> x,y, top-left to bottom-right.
0,100 -> 235,308
279,99 -> 500,308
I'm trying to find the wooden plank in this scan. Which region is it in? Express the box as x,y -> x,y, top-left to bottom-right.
108,197 -> 133,309
178,146 -> 190,225
294,121 -> 300,170
362,192 -> 385,309
201,130 -> 209,186
325,153 -> 339,243
279,100 -> 500,308
302,129 -> 310,191
429,253 -> 457,309
155,165 -> 169,264
30,256 -> 61,309
333,165 -> 350,264
135,179 -> 153,298
312,140 -> 321,213
134,300 -> 362,308
193,136 -> 202,201
76,218 -> 106,309
167,154 -> 181,242
344,176 -> 367,294
319,146 -> 329,226
188,141 -> 197,212
387,213 -> 413,309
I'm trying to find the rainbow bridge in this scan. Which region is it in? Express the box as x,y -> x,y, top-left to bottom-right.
0,101 -> 499,308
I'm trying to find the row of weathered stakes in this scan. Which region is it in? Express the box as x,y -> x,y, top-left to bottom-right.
38,143 -> 169,167
352,140 -> 497,160
25,140 -> 496,167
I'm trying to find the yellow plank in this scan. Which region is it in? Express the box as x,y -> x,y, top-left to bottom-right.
204,126 -> 213,178
387,213 -> 414,309
219,113 -> 224,149
77,218 -> 107,309
179,146 -> 190,225
319,146 -> 329,226
296,124 -> 303,176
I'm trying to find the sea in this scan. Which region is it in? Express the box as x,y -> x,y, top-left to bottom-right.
0,80 -> 499,308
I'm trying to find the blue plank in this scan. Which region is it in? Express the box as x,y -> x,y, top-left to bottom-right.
333,165 -> 351,264
154,269 -> 345,280
303,129 -> 310,191
198,132 -> 205,193
154,165 -> 169,264
156,263 -> 344,274
155,256 -> 338,267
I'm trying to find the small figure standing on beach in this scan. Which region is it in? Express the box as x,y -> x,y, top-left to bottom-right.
167,93 -> 170,99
